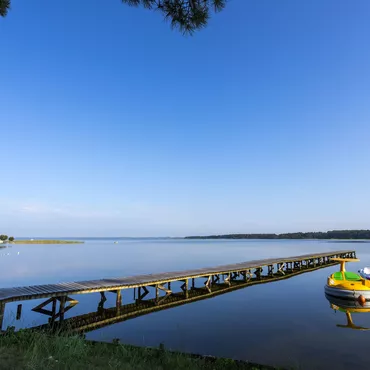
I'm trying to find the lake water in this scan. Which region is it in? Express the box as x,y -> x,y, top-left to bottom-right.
1,238 -> 370,369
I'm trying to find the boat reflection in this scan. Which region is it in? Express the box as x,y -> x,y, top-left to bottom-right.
325,293 -> 370,331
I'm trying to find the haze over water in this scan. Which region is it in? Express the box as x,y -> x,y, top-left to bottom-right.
2,238 -> 369,370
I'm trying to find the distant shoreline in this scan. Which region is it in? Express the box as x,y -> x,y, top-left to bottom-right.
185,230 -> 370,240
10,240 -> 84,244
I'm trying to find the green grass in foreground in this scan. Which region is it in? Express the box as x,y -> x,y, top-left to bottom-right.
11,240 -> 84,244
0,329 -> 283,370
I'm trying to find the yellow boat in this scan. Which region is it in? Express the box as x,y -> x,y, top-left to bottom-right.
325,294 -> 370,331
325,257 -> 370,300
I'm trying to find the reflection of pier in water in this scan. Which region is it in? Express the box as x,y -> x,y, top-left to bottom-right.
0,250 -> 356,333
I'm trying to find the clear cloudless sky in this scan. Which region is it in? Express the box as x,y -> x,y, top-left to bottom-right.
1,0 -> 370,237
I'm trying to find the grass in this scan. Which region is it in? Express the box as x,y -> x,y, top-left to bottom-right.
0,328 -> 284,370
10,240 -> 84,244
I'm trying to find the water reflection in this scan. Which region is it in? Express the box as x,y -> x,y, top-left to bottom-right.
2,239 -> 370,370
325,294 -> 370,331
27,279 -> 267,334
11,261 -> 339,335
0,243 -> 21,257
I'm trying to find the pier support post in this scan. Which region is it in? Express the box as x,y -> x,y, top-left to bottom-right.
254,268 -> 262,280
180,280 -> 189,298
33,296 -> 77,323
50,298 -> 57,324
52,297 -> 57,316
268,265 -> 274,276
224,273 -> 231,286
192,278 -> 195,289
116,290 -> 122,309
16,304 -> 22,320
204,276 -> 211,293
59,296 -> 66,321
241,271 -> 246,281
245,270 -> 252,281
97,293 -> 106,313
47,298 -> 57,326
277,263 -> 285,275
154,284 -> 172,305
137,286 -> 149,302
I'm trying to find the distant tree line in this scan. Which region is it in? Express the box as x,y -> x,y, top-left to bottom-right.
185,230 -> 370,240
0,235 -> 14,242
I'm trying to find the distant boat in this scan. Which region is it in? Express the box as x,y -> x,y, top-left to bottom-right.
359,267 -> 370,280
114,241 -> 118,244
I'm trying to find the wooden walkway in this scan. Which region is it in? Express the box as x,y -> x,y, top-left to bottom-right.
30,259 -> 348,334
0,250 -> 357,331
0,250 -> 355,304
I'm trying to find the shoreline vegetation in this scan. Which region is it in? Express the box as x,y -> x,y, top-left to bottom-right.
185,229 -> 370,240
0,234 -> 84,244
0,329 -> 283,370
10,240 -> 84,244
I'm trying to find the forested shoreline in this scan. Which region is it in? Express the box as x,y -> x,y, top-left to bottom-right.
185,230 -> 370,240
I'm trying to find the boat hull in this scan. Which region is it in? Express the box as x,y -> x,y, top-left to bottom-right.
325,285 -> 370,300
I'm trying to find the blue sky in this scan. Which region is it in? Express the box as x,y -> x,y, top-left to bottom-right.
1,0 -> 370,237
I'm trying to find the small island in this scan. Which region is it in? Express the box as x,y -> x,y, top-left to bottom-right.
11,240 -> 84,244
0,235 -> 84,244
185,229 -> 370,240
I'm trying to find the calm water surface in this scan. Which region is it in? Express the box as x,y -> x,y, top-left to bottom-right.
1,238 -> 370,369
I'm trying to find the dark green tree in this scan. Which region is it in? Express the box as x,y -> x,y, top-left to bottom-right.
121,0 -> 226,34
0,235 -> 8,241
0,0 -> 9,17
0,0 -> 226,34
8,236 -> 14,242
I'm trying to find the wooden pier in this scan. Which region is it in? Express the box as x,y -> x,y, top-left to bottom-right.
0,250 -> 356,331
